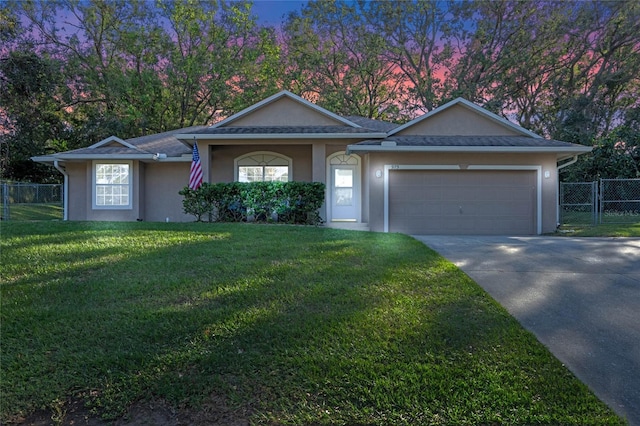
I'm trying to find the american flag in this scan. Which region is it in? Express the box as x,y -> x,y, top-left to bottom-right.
189,142 -> 203,190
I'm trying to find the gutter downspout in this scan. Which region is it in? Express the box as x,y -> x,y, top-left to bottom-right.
54,160 -> 68,221
556,155 -> 579,227
557,155 -> 579,172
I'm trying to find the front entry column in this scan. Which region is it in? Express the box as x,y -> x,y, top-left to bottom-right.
311,143 -> 325,183
198,142 -> 210,183
311,143 -> 326,221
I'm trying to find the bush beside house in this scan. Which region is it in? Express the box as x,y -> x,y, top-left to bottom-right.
179,182 -> 325,224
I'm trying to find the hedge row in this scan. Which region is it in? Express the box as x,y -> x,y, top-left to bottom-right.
179,181 -> 325,224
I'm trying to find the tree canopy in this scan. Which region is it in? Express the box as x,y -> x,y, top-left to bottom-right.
1,0 -> 638,182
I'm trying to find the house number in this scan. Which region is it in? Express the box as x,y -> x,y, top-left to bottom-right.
390,164 -> 400,169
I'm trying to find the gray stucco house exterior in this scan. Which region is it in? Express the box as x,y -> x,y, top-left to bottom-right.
33,91 -> 590,234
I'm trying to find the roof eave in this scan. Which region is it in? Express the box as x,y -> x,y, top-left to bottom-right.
346,145 -> 593,155
31,155 -> 58,165
388,98 -> 543,139
88,136 -> 138,149
210,91 -> 363,129
34,153 -> 193,163
176,132 -> 387,142
49,154 -> 155,160
155,156 -> 192,162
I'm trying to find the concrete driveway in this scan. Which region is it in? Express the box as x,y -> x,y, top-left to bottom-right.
413,235 -> 640,426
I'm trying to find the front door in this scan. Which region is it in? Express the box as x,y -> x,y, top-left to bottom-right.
330,165 -> 358,221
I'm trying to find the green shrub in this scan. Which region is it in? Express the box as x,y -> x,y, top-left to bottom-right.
205,182 -> 245,222
279,181 -> 325,224
179,182 -> 325,224
241,181 -> 283,222
177,187 -> 212,222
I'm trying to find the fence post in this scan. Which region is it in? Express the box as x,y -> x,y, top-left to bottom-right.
2,183 -> 9,220
593,181 -> 598,225
599,178 -> 604,224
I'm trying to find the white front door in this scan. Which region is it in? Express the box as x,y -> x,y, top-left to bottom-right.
330,164 -> 359,221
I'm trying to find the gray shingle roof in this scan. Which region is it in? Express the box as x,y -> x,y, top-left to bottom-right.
354,135 -> 582,148
46,125 -> 588,161
343,116 -> 400,132
126,125 -> 207,156
185,125 -> 384,135
61,146 -> 146,156
55,126 -> 207,157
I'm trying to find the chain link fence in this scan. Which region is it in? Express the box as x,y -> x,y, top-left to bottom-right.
600,178 -> 640,224
1,182 -> 63,220
559,182 -> 598,225
560,178 -> 640,225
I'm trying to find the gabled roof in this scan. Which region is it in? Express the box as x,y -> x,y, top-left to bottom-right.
174,91 -> 388,142
88,136 -> 138,149
125,126 -> 206,156
389,97 -> 542,139
211,90 -> 362,129
347,135 -> 592,157
32,126 -> 206,164
344,116 -> 400,132
352,135 -> 590,149
347,98 -> 591,157
33,93 -> 591,167
177,125 -> 386,142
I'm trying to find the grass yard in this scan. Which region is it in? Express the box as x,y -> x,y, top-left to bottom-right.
557,221 -> 640,237
1,203 -> 64,221
0,222 -> 625,425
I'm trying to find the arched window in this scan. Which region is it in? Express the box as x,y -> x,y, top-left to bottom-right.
235,152 -> 292,182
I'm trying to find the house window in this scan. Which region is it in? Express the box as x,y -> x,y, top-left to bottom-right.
93,162 -> 132,209
235,152 -> 291,182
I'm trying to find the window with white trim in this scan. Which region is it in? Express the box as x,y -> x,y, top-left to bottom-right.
93,162 -> 132,209
235,152 -> 291,182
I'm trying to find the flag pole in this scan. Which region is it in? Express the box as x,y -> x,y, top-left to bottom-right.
188,137 -> 203,190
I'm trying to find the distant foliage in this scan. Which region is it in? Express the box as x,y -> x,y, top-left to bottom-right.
2,0 -> 639,181
562,125 -> 640,182
179,182 -> 325,225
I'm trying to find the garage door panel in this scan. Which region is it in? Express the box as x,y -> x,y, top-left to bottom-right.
393,172 -> 426,186
509,189 -> 533,201
477,201 -> 531,215
435,203 -> 529,218
442,188 -> 475,201
395,188 -> 444,201
403,202 -> 442,216
389,170 -> 536,235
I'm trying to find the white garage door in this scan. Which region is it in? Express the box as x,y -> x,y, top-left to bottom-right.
389,170 -> 536,235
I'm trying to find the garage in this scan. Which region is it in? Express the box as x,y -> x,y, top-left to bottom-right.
388,169 -> 537,235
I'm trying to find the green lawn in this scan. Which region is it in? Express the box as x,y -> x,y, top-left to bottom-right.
1,203 -> 63,221
0,222 -> 625,425
559,209 -> 640,236
557,221 -> 640,237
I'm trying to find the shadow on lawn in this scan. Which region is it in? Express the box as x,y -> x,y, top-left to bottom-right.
3,225 -> 420,422
1,224 -> 624,425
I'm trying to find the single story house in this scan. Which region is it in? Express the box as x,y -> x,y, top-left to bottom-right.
33,91 -> 591,235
